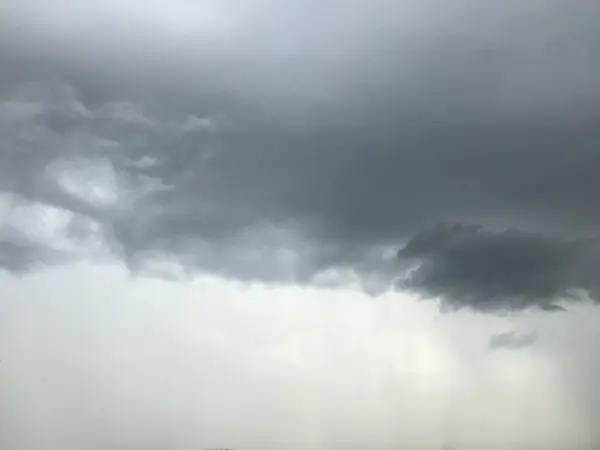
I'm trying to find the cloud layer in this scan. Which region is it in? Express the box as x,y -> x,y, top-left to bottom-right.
0,0 -> 599,312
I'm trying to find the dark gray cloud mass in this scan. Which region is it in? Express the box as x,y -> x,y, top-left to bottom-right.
398,224 -> 600,312
0,0 -> 599,312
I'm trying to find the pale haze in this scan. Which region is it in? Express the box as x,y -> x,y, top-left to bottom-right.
1,1 -> 599,449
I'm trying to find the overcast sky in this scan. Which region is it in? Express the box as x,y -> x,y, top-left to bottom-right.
1,1 -> 599,449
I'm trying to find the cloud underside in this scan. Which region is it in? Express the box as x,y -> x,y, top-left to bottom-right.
1,0 -> 599,313
399,224 -> 600,312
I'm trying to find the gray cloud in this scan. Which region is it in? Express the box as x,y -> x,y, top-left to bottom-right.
488,330 -> 538,350
398,224 -> 600,312
3,2 -> 600,445
0,0 -> 599,311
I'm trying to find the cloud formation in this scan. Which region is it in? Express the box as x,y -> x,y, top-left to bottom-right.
488,330 -> 538,350
398,224 -> 600,312
0,0 -> 599,312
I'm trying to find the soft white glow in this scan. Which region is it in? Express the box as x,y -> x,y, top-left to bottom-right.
0,263 -> 597,449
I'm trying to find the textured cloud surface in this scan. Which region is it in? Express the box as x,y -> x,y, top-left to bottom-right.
1,0 -> 599,311
398,224 -> 600,312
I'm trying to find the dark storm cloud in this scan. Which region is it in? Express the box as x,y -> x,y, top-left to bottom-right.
0,0 -> 599,310
398,224 -> 600,312
488,330 -> 538,351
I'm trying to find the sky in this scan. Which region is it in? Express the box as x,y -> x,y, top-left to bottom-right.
0,0 -> 599,449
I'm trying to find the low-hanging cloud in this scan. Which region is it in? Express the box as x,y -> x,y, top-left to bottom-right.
398,224 -> 600,312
